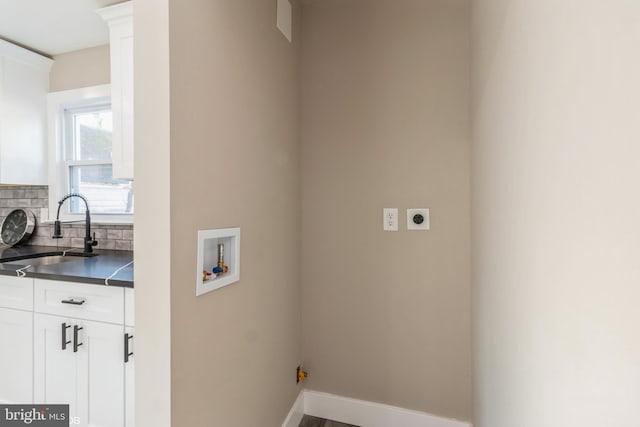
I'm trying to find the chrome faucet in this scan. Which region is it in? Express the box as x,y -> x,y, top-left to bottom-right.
52,193 -> 99,253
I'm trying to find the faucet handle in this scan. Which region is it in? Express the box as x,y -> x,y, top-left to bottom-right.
52,220 -> 63,239
84,232 -> 98,253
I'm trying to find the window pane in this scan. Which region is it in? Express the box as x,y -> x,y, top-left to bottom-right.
69,165 -> 133,214
74,110 -> 112,161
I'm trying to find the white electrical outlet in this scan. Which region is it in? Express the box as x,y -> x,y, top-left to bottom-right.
383,208 -> 398,231
407,208 -> 430,230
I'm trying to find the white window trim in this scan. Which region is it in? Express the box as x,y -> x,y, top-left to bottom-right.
47,84 -> 133,224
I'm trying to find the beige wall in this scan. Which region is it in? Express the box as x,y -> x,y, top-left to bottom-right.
300,0 -> 471,421
472,1 -> 640,426
49,45 -> 110,92
168,1 -> 302,426
133,0 -> 172,426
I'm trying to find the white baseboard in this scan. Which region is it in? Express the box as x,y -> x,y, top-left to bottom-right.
282,391 -> 305,427
283,389 -> 472,427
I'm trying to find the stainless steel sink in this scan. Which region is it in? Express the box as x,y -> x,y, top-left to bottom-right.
4,255 -> 84,266
0,251 -> 98,267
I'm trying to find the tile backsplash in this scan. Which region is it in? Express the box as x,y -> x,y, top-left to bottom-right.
0,185 -> 133,251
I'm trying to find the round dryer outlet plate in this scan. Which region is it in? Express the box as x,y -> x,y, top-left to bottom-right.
407,208 -> 430,230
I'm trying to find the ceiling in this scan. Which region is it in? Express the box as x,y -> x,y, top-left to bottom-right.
0,0 -> 125,57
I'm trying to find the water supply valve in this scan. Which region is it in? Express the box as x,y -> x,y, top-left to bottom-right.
296,365 -> 308,384
212,243 -> 229,275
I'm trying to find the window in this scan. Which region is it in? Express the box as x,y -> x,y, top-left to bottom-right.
48,85 -> 133,223
64,106 -> 133,214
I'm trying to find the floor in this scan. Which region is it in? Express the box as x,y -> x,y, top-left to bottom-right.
298,415 -> 360,427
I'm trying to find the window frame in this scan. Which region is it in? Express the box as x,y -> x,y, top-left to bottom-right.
47,84 -> 133,224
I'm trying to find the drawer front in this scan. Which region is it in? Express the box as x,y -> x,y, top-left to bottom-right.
124,287 -> 134,327
34,279 -> 124,324
0,276 -> 34,311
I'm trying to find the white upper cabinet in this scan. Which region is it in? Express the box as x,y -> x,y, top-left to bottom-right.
98,1 -> 134,180
0,39 -> 53,185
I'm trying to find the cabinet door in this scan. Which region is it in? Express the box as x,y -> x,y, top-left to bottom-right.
34,314 -> 125,427
80,319 -> 125,427
125,327 -> 134,427
0,41 -> 52,185
0,308 -> 33,404
34,314 -> 81,418
110,25 -> 134,180
98,2 -> 134,180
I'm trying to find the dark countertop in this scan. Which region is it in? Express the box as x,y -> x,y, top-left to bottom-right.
0,245 -> 133,288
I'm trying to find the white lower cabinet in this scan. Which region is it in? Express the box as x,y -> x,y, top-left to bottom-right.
125,326 -> 135,427
0,276 -> 34,404
0,277 -> 133,427
34,313 -> 126,427
0,307 -> 33,404
124,287 -> 135,426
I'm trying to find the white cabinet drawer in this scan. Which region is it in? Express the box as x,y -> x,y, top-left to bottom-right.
124,287 -> 134,327
34,280 -> 124,324
0,276 -> 33,311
